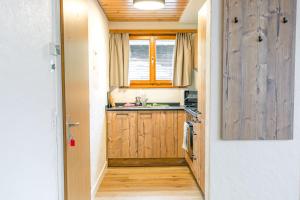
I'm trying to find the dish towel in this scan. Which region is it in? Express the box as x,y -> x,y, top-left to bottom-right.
182,122 -> 189,151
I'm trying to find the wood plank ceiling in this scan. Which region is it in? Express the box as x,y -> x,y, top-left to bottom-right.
97,0 -> 189,22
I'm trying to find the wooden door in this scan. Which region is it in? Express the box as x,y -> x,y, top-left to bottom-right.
223,0 -> 296,140
137,111 -> 160,158
159,111 -> 178,158
61,0 -> 91,199
107,111 -> 138,158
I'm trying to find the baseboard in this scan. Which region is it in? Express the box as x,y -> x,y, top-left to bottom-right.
91,161 -> 107,199
108,158 -> 187,167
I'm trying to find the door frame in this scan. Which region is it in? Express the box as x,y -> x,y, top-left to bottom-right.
197,0 -> 212,199
51,0 -> 65,199
59,1 -> 68,200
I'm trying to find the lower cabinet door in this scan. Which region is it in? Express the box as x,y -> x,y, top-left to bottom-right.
197,121 -> 205,192
192,120 -> 205,193
159,111 -> 178,158
177,111 -> 186,158
137,111 -> 179,158
107,111 -> 138,158
137,111 -> 161,158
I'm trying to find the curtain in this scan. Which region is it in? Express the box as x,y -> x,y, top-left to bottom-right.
173,33 -> 194,87
109,33 -> 129,88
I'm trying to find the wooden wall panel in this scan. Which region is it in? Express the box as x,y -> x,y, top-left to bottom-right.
223,0 -> 296,140
97,0 -> 189,22
260,0 -> 297,139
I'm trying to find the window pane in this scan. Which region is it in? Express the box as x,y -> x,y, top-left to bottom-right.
156,40 -> 175,81
129,40 -> 150,81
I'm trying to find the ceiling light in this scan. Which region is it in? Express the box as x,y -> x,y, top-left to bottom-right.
133,0 -> 165,10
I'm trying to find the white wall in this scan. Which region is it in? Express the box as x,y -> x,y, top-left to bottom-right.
111,88 -> 185,104
208,1 -> 300,200
88,0 -> 109,198
0,0 -> 63,200
110,68 -> 198,104
180,0 -> 207,23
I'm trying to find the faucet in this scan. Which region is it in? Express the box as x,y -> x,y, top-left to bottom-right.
141,97 -> 148,107
135,96 -> 142,106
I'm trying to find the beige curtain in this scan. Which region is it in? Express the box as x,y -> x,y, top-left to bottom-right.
109,33 -> 129,88
173,33 -> 194,87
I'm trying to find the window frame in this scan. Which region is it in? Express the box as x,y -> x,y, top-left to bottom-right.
129,35 -> 176,88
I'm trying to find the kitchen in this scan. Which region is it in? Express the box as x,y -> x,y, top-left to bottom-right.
100,3 -> 208,198
90,0 -> 209,199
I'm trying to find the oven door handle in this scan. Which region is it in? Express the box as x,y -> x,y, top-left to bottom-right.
186,121 -> 194,127
187,121 -> 196,136
187,121 -> 198,136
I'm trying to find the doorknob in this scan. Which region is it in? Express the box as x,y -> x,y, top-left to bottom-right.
66,122 -> 80,128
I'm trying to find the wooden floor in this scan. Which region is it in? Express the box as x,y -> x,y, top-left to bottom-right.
96,166 -> 203,200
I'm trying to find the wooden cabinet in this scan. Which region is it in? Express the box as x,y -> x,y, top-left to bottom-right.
107,110 -> 185,159
184,113 -> 205,193
107,111 -> 138,158
196,121 -> 205,192
223,0 -> 296,140
159,111 -> 179,158
137,111 -> 160,158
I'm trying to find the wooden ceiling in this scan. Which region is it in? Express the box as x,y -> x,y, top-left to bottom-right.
97,0 -> 189,22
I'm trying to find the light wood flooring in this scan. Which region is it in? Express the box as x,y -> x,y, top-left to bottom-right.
96,166 -> 203,200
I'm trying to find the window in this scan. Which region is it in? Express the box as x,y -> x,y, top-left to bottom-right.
129,40 -> 150,81
129,35 -> 176,88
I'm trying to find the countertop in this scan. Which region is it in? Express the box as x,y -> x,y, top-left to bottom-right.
106,102 -> 185,111
106,103 -> 200,117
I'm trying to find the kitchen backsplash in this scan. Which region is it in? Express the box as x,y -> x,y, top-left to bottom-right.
110,88 -> 185,105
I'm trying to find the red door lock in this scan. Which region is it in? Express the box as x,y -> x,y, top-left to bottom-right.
70,138 -> 76,147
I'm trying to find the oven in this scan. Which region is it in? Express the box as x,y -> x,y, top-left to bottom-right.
186,120 -> 195,160
184,90 -> 198,110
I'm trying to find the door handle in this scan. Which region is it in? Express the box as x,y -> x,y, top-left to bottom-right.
66,122 -> 80,128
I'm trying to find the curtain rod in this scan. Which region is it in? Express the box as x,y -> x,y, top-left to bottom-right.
109,29 -> 198,35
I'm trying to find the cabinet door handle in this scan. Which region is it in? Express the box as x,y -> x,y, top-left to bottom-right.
258,35 -> 263,42
139,113 -> 152,118
116,113 -> 129,116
